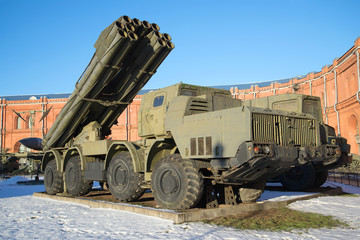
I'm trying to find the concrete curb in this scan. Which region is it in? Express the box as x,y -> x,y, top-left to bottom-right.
33,187 -> 342,224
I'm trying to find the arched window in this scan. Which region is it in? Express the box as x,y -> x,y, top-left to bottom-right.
19,144 -> 26,153
348,114 -> 360,154
15,117 -> 22,129
14,141 -> 31,153
28,116 -> 33,129
349,114 -> 359,135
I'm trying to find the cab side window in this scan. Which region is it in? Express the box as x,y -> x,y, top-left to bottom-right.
153,96 -> 164,107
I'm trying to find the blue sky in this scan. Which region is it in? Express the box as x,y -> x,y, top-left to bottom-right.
0,0 -> 359,96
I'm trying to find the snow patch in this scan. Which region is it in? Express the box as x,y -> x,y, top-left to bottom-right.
0,176 -> 30,185
324,181 -> 360,195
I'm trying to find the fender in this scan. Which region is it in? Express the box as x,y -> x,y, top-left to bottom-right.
145,139 -> 177,172
63,146 -> 85,171
41,149 -> 63,172
105,141 -> 144,173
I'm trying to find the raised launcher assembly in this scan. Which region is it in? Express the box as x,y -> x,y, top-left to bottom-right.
41,16 -> 174,150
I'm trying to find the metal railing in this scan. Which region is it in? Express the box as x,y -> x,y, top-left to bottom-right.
328,170 -> 360,187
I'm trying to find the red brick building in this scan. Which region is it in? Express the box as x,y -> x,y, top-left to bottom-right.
1,37 -> 360,155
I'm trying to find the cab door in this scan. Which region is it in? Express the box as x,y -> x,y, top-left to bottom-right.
145,92 -> 167,137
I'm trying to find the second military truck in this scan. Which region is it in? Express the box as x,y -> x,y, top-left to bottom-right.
39,16 -> 343,210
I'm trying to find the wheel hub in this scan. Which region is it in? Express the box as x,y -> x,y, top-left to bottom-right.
67,166 -> 76,188
161,170 -> 179,195
115,166 -> 127,186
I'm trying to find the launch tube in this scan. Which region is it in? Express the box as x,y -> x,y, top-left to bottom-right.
132,18 -> 141,28
125,23 -> 135,33
163,33 -> 172,41
151,23 -> 160,31
133,21 -> 152,39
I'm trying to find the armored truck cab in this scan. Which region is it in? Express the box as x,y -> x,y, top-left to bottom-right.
242,93 -> 351,190
132,83 -> 342,208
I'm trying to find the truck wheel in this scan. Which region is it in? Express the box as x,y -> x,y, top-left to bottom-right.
279,164 -> 316,191
314,170 -> 328,188
151,154 -> 204,210
44,159 -> 64,195
65,156 -> 93,196
107,152 -> 145,202
239,181 -> 266,203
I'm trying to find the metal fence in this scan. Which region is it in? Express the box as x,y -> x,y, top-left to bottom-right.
328,170 -> 360,187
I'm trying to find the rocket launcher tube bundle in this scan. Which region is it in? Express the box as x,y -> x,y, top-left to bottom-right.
42,16 -> 174,150
55,31 -> 166,148
43,29 -> 132,149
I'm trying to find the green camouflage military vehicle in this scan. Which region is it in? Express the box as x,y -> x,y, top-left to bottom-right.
41,80 -> 343,209
242,93 -> 351,190
26,16 -> 345,210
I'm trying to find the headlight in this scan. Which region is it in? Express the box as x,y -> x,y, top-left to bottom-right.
335,148 -> 341,155
254,146 -> 260,154
263,146 -> 271,154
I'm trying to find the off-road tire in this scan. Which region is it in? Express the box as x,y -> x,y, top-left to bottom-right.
65,156 -> 93,196
107,152 -> 145,202
44,159 -> 64,195
314,170 -> 328,188
151,154 -> 204,210
279,164 -> 316,191
239,181 -> 266,203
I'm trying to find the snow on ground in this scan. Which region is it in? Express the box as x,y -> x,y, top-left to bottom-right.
259,182 -> 314,202
0,177 -> 360,239
289,181 -> 360,229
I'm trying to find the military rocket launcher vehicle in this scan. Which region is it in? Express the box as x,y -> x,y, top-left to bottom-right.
36,16 -> 345,210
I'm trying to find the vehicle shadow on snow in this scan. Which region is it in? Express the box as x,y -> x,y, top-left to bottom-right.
0,176 -> 45,199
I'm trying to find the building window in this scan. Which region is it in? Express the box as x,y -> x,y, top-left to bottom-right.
18,143 -> 30,153
16,117 -> 22,129
28,116 -> 33,129
19,144 -> 26,153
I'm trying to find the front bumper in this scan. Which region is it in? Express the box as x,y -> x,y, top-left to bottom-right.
218,142 -> 342,183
